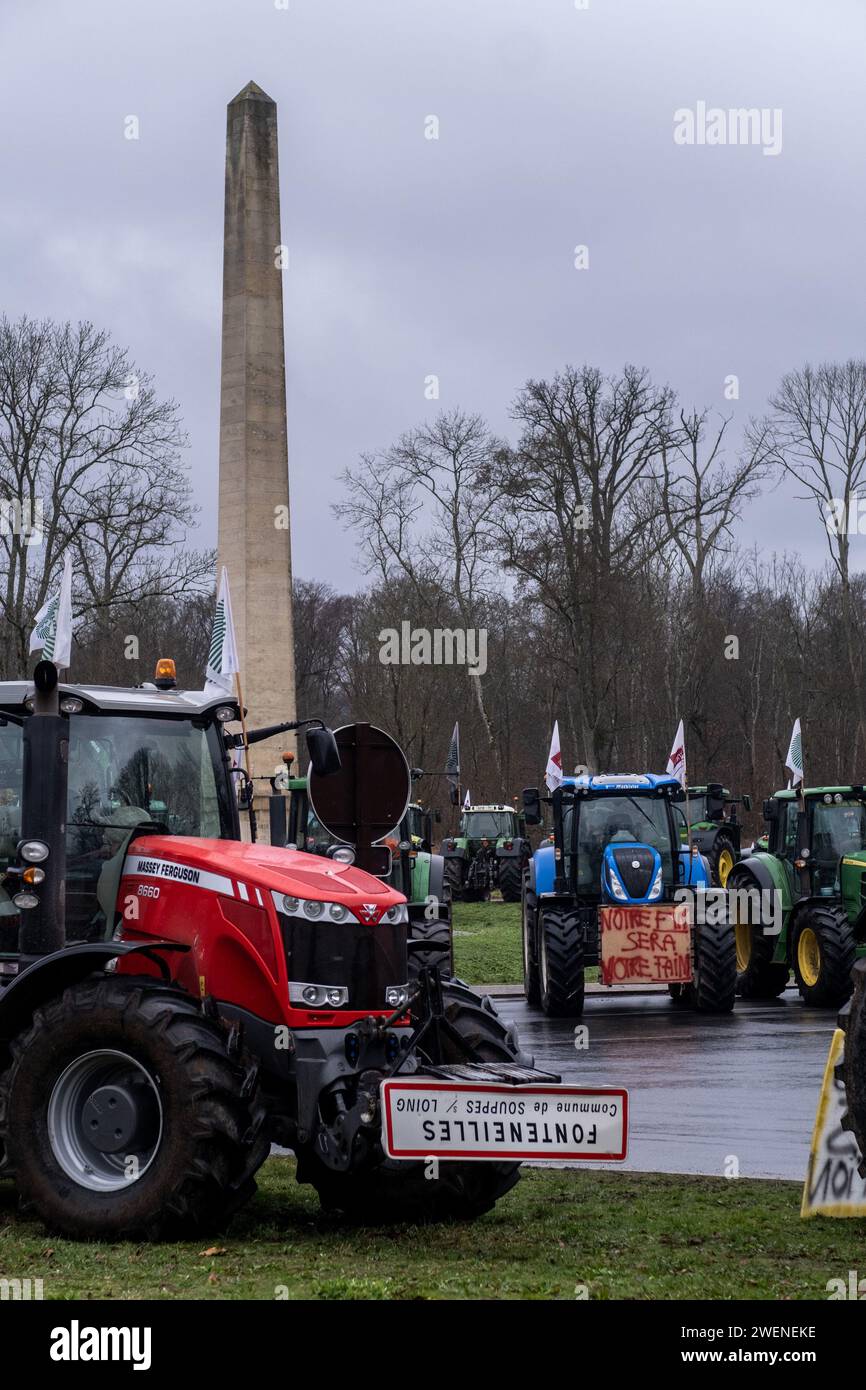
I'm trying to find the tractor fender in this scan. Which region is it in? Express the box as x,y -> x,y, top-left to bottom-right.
533,844 -> 557,896
0,941 -> 189,1055
426,852 -> 445,906
495,837 -> 530,860
526,856 -> 537,895
729,852 -> 791,904
678,849 -> 711,888
441,842 -> 466,861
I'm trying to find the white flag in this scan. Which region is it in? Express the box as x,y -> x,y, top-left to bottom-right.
29,552 -> 74,670
205,566 -> 240,696
463,789 -> 471,810
666,719 -> 687,789
785,718 -> 803,788
545,720 -> 563,792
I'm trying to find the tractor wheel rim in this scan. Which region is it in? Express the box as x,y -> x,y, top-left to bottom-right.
797,927 -> 822,988
47,1049 -> 163,1193
718,849 -> 734,886
734,919 -> 752,973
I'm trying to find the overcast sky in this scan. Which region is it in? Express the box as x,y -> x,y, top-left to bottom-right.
2,0 -> 865,590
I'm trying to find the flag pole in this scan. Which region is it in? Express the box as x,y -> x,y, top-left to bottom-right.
685,762 -> 694,860
234,670 -> 252,786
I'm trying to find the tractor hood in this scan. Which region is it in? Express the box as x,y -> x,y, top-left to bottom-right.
124,836 -> 407,909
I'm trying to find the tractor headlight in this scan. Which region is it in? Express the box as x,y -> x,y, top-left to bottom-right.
282,895 -> 300,913
329,903 -> 348,921
327,844 -> 356,865
12,891 -> 39,910
303,899 -> 324,919
649,866 -> 663,900
385,985 -> 410,1009
60,697 -> 83,714
290,982 -> 349,1009
19,839 -> 49,863
608,870 -> 627,900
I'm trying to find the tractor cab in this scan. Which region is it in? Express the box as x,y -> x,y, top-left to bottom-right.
0,681 -> 241,955
459,805 -> 522,846
527,774 -> 701,905
763,786 -> 866,899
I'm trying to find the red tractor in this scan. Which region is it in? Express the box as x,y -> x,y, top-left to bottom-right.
0,661 -> 593,1239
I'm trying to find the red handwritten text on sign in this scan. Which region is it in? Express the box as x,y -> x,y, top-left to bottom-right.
599,903 -> 692,985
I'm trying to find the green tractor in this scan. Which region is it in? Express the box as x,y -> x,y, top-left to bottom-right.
729,786 -> 866,1006
441,803 -> 531,903
282,755 -> 453,979
681,784 -> 751,887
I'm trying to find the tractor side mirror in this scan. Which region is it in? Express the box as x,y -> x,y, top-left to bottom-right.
522,787 -> 542,826
762,799 -> 773,821
742,794 -> 752,813
306,727 -> 341,778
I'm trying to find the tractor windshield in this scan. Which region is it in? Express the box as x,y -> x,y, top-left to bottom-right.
572,794 -> 673,891
65,714 -> 228,940
462,811 -> 515,839
811,800 -> 866,869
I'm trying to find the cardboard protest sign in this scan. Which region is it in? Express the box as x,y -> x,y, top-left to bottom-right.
801,1026 -> 866,1219
599,902 -> 692,985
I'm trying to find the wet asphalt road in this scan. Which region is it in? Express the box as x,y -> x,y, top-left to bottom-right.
493,988 -> 837,1181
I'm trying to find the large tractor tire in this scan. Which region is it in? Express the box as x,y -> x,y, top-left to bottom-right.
0,978 -> 267,1240
298,982 -> 528,1222
678,919 -> 736,1013
443,857 -> 464,902
837,959 -> 866,1172
521,888 -> 540,1005
730,870 -> 789,999
408,906 -> 454,980
707,831 -> 737,888
539,906 -> 585,1018
791,903 -> 856,1008
498,859 -> 523,903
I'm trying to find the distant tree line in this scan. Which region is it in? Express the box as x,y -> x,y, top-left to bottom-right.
3,316 -> 866,836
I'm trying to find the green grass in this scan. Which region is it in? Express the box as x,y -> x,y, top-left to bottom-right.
451,900 -> 599,986
452,900 -> 523,983
1,1162 -> 861,1300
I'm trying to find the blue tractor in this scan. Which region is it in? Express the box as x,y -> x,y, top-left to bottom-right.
521,774 -> 735,1017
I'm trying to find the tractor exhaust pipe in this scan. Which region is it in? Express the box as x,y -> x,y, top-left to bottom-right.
18,660 -> 68,958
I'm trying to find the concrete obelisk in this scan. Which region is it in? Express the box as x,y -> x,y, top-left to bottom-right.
217,81 -> 296,787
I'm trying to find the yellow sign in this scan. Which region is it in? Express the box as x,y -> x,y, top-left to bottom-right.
801,1027 -> 866,1218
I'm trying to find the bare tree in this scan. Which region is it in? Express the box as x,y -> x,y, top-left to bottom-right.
495,365 -> 679,767
752,361 -> 866,758
335,409 -> 506,779
0,315 -> 210,675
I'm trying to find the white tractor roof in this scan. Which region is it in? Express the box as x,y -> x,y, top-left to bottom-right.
0,680 -> 240,719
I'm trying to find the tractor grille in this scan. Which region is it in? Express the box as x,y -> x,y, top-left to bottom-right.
278,915 -> 408,1012
610,846 -> 655,898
